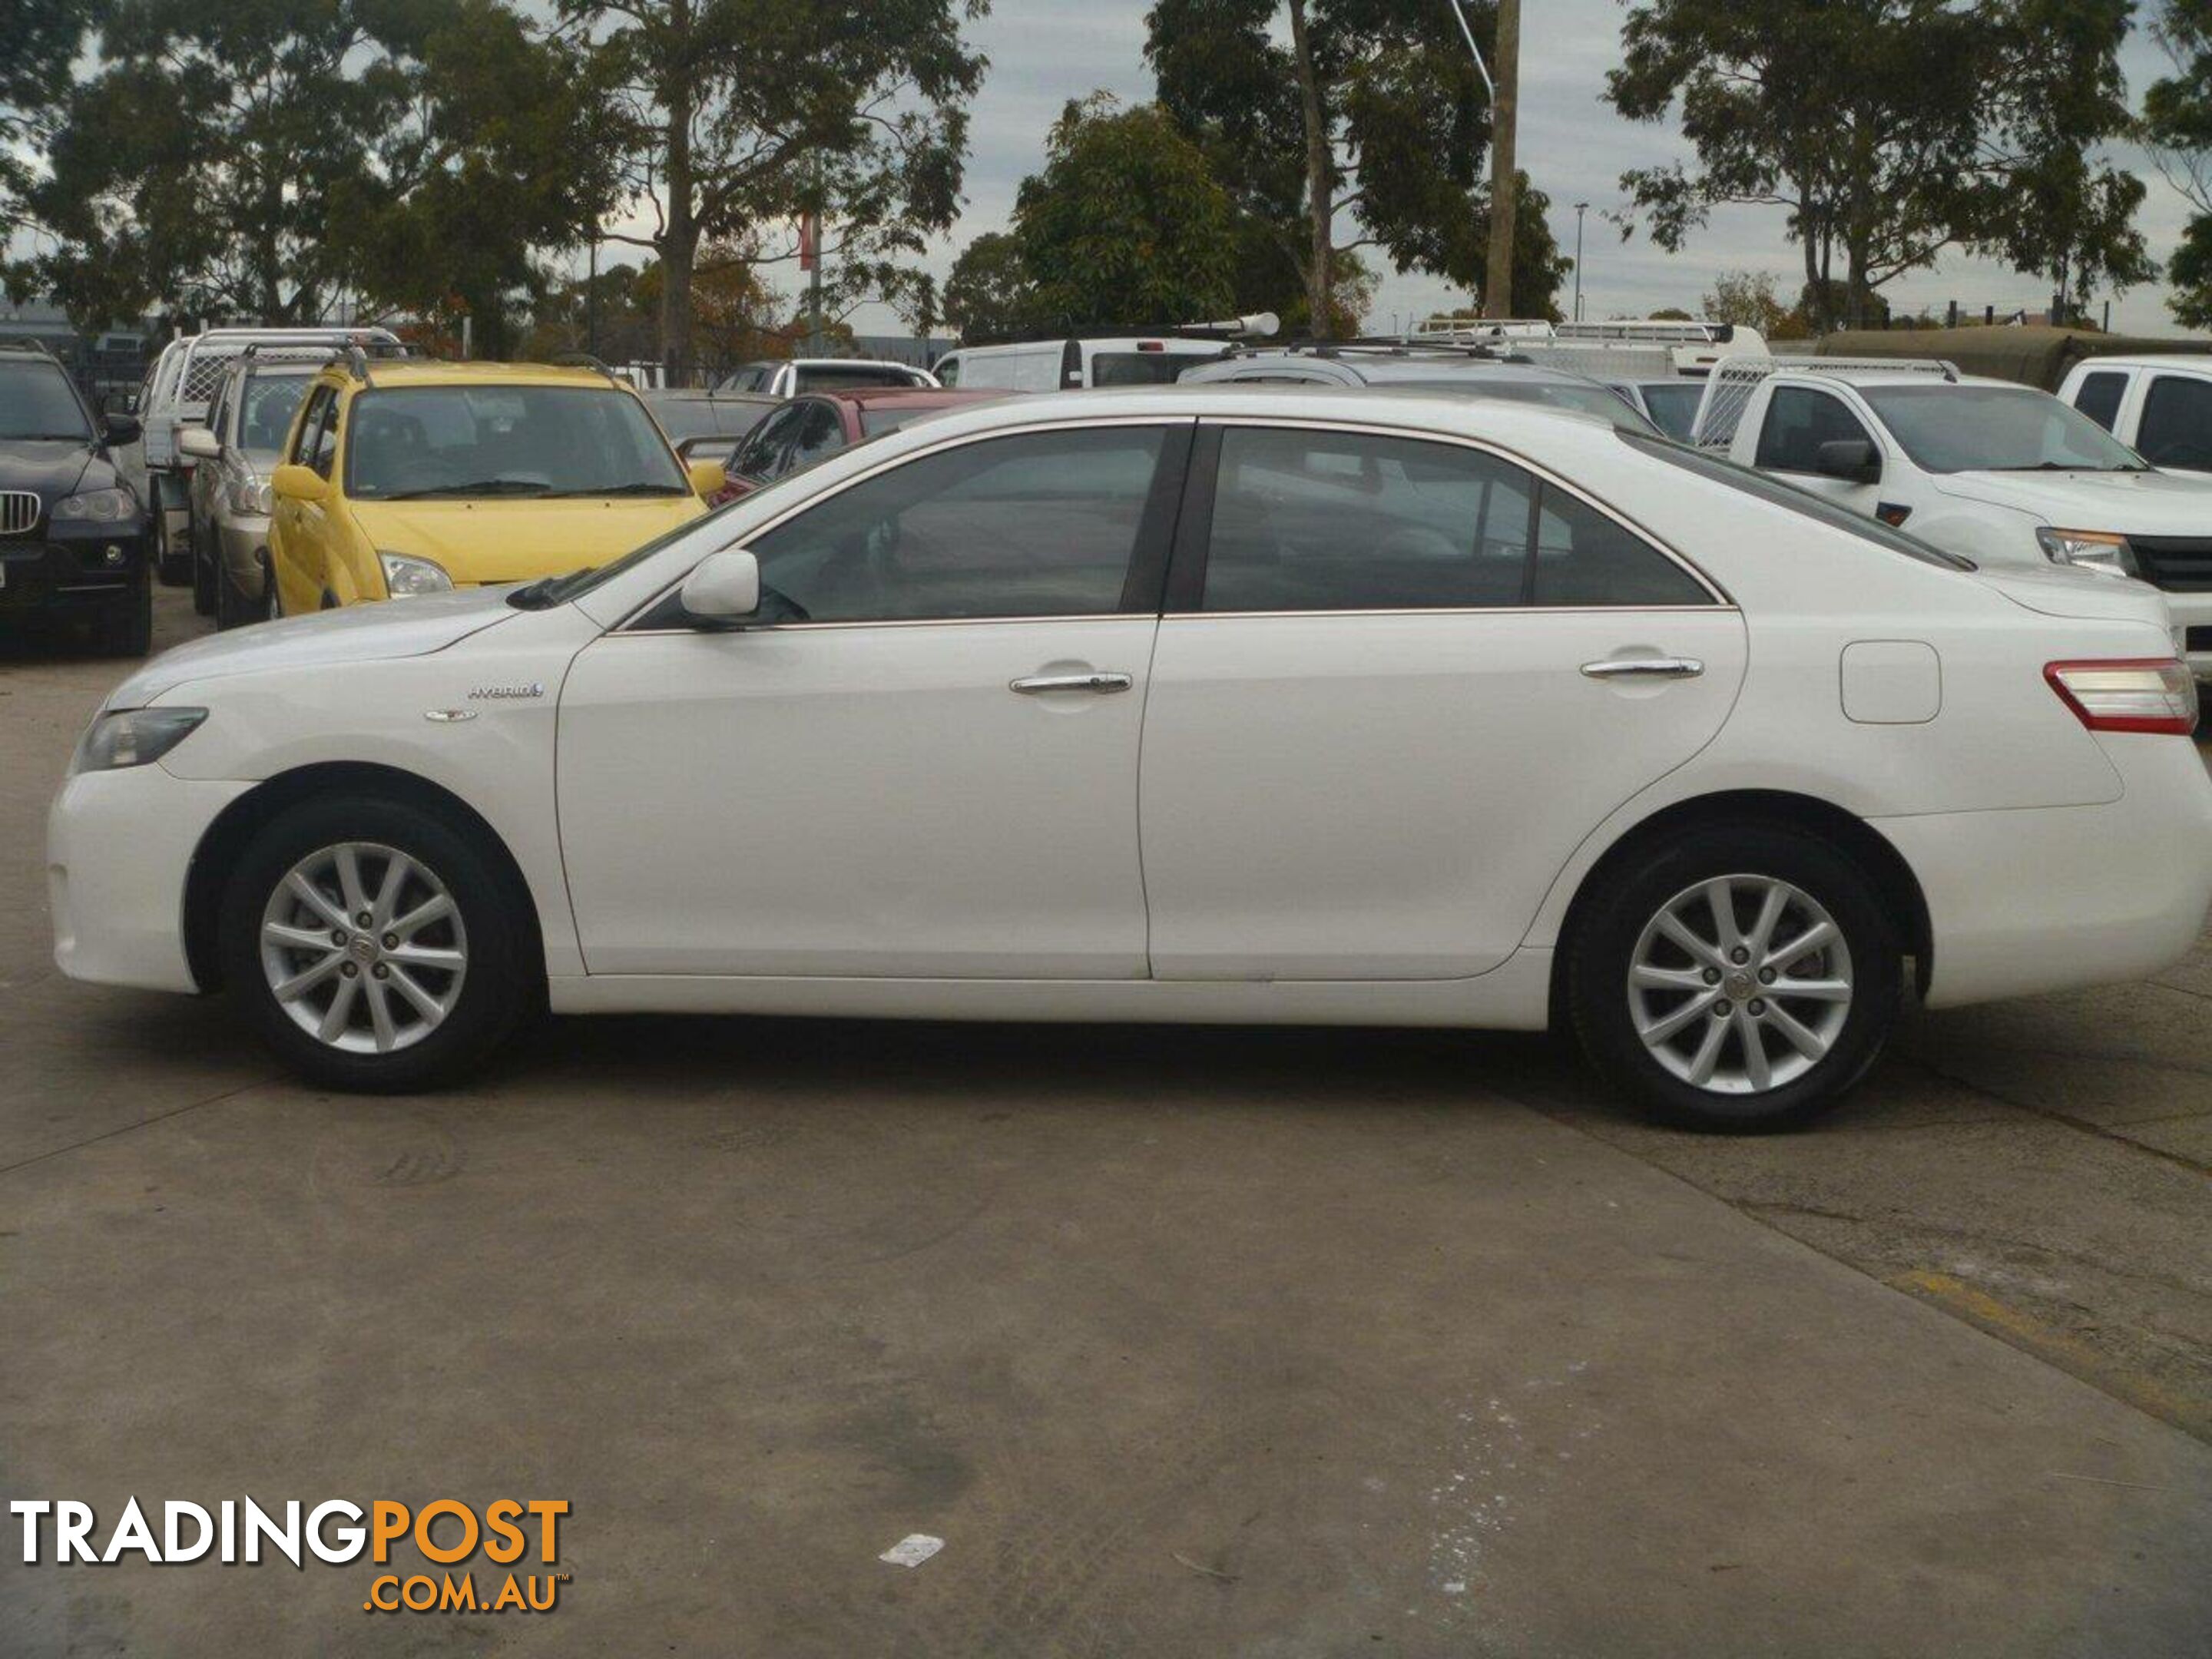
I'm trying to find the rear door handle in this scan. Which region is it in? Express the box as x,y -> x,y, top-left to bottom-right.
1010,672 -> 1133,696
1581,657 -> 1704,680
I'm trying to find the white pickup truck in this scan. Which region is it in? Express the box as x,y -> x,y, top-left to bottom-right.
1699,359 -> 2212,684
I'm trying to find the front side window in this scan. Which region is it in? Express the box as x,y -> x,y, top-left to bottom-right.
1199,426 -> 1708,612
0,360 -> 93,441
1755,386 -> 1876,473
2070,369 -> 2128,432
1858,383 -> 2144,473
294,387 -> 340,475
345,386 -> 687,500
2134,373 -> 2212,471
743,426 -> 1170,623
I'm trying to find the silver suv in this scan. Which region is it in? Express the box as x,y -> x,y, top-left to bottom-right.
1176,344 -> 1664,434
178,353 -> 322,628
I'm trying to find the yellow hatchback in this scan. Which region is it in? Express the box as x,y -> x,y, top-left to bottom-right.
267,358 -> 722,612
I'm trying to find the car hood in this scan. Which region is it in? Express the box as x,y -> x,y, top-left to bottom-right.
346,495 -> 704,585
1935,467 -> 2212,532
0,439 -> 101,500
1972,561 -> 2175,628
108,588 -> 518,707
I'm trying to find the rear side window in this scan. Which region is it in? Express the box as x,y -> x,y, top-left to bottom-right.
2135,374 -> 2212,471
2071,370 -> 2128,432
1197,427 -> 1709,612
1754,386 -> 1876,472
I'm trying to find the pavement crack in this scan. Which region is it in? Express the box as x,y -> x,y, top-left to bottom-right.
0,1075 -> 276,1179
1911,1058 -> 2212,1181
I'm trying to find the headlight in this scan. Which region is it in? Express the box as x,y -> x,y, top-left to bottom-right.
2036,528 -> 2137,577
227,475 -> 273,515
71,707 -> 207,773
378,551 -> 452,598
52,487 -> 134,523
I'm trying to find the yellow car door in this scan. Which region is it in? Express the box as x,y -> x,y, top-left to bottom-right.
270,385 -> 342,613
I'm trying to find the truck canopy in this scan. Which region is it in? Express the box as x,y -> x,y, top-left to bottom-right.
1814,326 -> 2212,392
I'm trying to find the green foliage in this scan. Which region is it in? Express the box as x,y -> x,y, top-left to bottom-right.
1698,270 -> 1812,339
1145,1 -> 1558,332
942,231 -> 1041,343
1608,0 -> 2141,332
558,0 -> 987,369
1012,95 -> 1237,332
2143,2 -> 2212,326
0,0 -> 92,255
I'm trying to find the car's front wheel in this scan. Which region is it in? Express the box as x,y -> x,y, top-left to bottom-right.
1568,825 -> 1901,1133
217,796 -> 537,1091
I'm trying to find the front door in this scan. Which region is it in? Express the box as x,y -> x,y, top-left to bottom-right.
1753,385 -> 1886,518
558,420 -> 1190,978
1138,421 -> 1748,979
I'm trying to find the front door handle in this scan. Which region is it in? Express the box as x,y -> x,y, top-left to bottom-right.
1581,656 -> 1704,680
1010,672 -> 1133,696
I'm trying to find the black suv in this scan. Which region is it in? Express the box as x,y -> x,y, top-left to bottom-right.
0,340 -> 151,654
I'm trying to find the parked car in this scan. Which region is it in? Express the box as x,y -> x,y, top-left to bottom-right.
1611,379 -> 1704,441
50,388 -> 2211,1131
180,355 -> 321,628
933,331 -> 1250,391
2060,354 -> 2212,471
1177,345 -> 1667,434
714,359 -> 937,397
1702,360 -> 2212,685
265,356 -> 723,612
722,386 -> 1009,494
641,389 -> 776,451
0,339 -> 152,654
137,327 -> 405,614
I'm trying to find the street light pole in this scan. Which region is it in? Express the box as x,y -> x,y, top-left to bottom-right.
1573,203 -> 1588,323
1445,0 -> 1518,320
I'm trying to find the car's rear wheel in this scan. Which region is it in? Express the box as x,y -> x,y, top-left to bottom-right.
1568,825 -> 1901,1133
218,796 -> 537,1091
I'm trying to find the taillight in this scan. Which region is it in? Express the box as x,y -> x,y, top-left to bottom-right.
2045,658 -> 2198,735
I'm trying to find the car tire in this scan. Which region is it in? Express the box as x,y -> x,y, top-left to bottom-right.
1567,823 -> 1901,1134
214,560 -> 257,631
190,515 -> 216,616
99,572 -> 154,657
217,795 -> 539,1093
154,482 -> 192,587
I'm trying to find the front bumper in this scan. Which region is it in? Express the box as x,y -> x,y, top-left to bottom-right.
48,764 -> 251,992
0,528 -> 151,614
1875,733 -> 2212,1008
215,512 -> 271,590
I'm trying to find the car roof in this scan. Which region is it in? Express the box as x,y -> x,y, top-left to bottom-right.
1191,350 -> 1612,387
810,386 -> 1005,409
1779,368 -> 2012,390
2072,354 -> 2212,373
326,359 -> 631,390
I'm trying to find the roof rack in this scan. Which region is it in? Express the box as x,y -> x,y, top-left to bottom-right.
1224,337 -> 1532,364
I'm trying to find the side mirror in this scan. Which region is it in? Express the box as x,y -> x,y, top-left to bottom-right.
678,548 -> 760,625
102,413 -> 141,447
687,459 -> 728,498
178,425 -> 221,461
271,463 -> 328,504
1815,438 -> 1881,485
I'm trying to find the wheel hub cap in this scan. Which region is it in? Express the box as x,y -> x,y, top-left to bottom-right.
1627,873 -> 1854,1096
259,841 -> 468,1055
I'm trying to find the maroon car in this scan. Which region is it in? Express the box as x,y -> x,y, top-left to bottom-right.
717,386 -> 1009,501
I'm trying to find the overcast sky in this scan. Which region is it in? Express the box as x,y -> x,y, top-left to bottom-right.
816,0 -> 2197,338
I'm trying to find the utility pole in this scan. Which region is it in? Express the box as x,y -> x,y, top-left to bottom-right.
1482,0 -> 1520,320
586,231 -> 599,359
1573,203 -> 1588,323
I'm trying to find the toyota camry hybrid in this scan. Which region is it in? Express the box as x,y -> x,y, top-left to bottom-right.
46,388 -> 2212,1131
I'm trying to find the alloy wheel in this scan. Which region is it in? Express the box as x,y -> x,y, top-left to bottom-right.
258,842 -> 468,1054
1626,873 -> 1853,1095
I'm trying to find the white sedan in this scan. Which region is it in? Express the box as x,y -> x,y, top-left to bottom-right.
47,388 -> 2212,1131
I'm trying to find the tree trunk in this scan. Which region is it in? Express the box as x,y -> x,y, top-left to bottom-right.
1286,0 -> 1333,338
1482,0 -> 1520,319
658,1 -> 697,380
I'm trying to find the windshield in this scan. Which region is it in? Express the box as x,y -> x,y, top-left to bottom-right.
0,359 -> 93,440
859,405 -> 949,437
238,374 -> 309,452
1397,377 -> 1664,436
1637,382 -> 1703,440
1094,351 -> 1209,386
1621,432 -> 1972,570
1859,384 -> 2145,473
795,364 -> 926,392
346,385 -> 687,500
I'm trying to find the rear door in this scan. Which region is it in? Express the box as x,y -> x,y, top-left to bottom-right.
1137,420 -> 1747,980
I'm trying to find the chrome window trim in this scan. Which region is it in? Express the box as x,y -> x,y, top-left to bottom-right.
610,409 -> 1733,634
